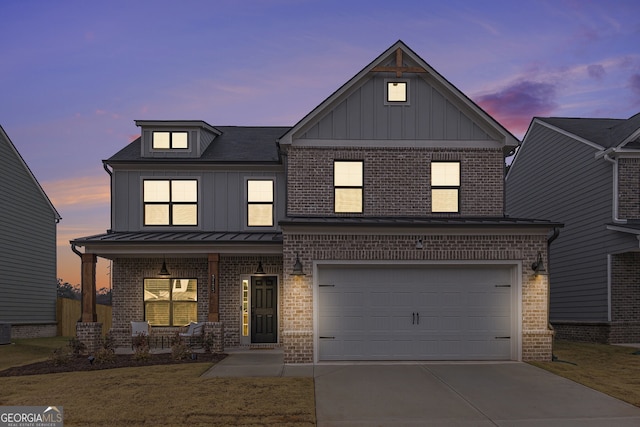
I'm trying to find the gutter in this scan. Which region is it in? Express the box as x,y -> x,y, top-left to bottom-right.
597,148 -> 625,223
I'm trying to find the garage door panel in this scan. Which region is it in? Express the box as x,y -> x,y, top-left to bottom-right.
318,265 -> 515,361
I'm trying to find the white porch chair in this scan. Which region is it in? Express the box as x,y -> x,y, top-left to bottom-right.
179,322 -> 204,347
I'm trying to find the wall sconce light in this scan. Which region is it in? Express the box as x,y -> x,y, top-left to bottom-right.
159,257 -> 171,277
255,260 -> 265,275
416,239 -> 423,249
291,253 -> 306,276
211,274 -> 216,293
531,251 -> 548,276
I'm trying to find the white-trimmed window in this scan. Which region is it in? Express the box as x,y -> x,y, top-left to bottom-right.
431,161 -> 460,213
144,278 -> 197,326
247,179 -> 274,227
152,131 -> 188,149
143,179 -> 198,226
334,160 -> 363,213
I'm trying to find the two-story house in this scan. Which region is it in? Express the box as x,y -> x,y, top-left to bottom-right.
1,125 -> 61,339
506,114 -> 640,344
72,41 -> 560,362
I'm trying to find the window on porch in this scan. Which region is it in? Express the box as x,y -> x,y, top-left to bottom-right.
143,278 -> 197,326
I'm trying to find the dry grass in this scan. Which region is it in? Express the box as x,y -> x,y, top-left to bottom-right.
0,363 -> 315,426
0,336 -> 71,370
529,340 -> 640,407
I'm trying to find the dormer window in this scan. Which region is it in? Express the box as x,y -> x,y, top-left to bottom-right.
152,131 -> 188,149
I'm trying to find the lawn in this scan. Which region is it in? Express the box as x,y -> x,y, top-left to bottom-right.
0,336 -> 70,370
530,340 -> 640,408
0,338 -> 316,426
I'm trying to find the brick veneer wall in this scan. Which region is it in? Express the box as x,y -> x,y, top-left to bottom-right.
286,147 -> 505,217
217,255 -> 283,348
281,232 -> 553,363
617,158 -> 640,219
110,255 -> 283,349
10,323 -> 57,339
110,257 -> 209,347
610,252 -> 640,342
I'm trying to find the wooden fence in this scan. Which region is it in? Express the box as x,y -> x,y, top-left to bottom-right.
56,298 -> 112,336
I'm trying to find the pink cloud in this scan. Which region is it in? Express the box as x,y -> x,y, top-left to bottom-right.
476,80 -> 557,135
42,175 -> 110,209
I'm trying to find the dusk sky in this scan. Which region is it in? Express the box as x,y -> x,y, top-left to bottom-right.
2,0 -> 639,290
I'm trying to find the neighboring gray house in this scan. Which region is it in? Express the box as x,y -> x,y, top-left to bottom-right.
73,41 -> 560,362
506,114 -> 640,343
0,125 -> 61,338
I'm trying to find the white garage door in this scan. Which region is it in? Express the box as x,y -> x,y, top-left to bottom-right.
317,265 -> 515,361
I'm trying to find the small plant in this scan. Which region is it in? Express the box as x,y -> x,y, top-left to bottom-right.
94,347 -> 116,364
68,337 -> 86,356
94,332 -> 116,364
101,332 -> 116,352
170,333 -> 191,361
49,347 -> 71,366
132,333 -> 150,361
202,332 -> 215,354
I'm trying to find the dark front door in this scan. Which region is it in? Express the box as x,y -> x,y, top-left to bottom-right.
251,276 -> 277,343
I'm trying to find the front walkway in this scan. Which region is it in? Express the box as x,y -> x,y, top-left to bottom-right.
201,348 -> 313,377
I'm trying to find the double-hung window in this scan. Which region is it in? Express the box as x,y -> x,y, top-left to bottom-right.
334,160 -> 363,213
143,179 -> 198,226
431,161 -> 460,213
143,278 -> 197,326
152,131 -> 188,149
247,179 -> 274,227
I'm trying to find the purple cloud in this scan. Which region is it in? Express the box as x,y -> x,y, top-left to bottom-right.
629,73 -> 640,102
587,64 -> 606,80
476,80 -> 557,135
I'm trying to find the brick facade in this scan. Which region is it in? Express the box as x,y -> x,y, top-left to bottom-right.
10,323 -> 57,339
617,158 -> 640,219
281,232 -> 554,363
287,147 -> 504,217
109,255 -> 282,349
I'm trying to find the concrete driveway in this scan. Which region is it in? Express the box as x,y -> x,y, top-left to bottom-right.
314,362 -> 640,426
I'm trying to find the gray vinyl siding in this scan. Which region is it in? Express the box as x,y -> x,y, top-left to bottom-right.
111,167 -> 286,232
506,123 -> 618,321
0,132 -> 57,323
300,74 -> 492,141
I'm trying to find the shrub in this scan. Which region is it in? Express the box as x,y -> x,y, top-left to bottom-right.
202,332 -> 215,354
101,332 -> 116,352
132,333 -> 150,361
94,347 -> 116,364
50,347 -> 71,366
68,337 -> 86,356
170,333 -> 191,361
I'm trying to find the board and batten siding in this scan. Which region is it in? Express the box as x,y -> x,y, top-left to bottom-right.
506,123 -> 635,321
300,73 -> 493,141
111,168 -> 286,232
0,129 -> 58,324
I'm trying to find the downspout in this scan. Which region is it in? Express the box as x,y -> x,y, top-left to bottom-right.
71,242 -> 83,258
103,162 -> 114,232
601,149 -> 623,223
546,227 -> 560,360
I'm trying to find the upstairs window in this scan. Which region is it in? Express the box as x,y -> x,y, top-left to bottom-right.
431,162 -> 460,213
144,278 -> 197,326
386,80 -> 409,104
152,131 -> 188,149
247,179 -> 274,227
334,161 -> 363,213
143,179 -> 198,225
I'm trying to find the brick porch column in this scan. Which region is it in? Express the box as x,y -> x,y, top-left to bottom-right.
81,253 -> 97,322
208,254 -> 220,322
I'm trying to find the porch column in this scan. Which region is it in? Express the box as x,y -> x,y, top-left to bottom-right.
208,253 -> 220,322
81,253 -> 97,322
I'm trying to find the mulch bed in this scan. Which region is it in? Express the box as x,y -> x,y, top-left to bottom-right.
0,352 -> 227,377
